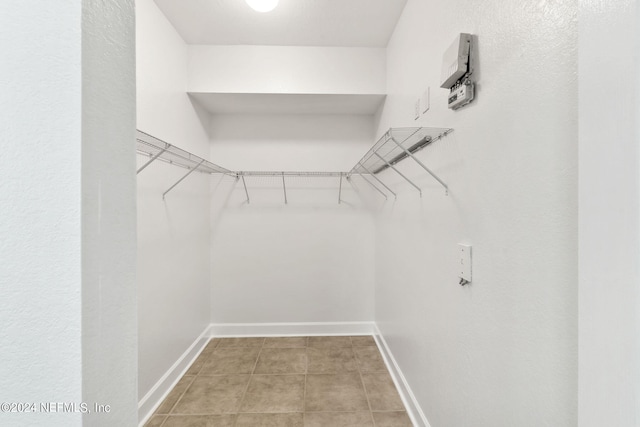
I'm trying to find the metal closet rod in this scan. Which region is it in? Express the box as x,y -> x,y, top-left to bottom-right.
237,172 -> 348,205
347,127 -> 453,197
371,134 -> 433,174
348,127 -> 424,178
236,171 -> 345,177
358,127 -> 424,171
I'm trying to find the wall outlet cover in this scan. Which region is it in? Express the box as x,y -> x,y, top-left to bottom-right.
458,244 -> 472,282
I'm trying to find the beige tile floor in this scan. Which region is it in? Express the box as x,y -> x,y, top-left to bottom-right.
144,336 -> 413,427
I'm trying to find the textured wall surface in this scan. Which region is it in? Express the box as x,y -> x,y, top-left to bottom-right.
374,0 -> 578,425
136,0 -> 212,400
81,0 -> 138,425
209,114 -> 376,324
579,0 -> 640,425
0,1 -> 137,426
0,2 -> 83,426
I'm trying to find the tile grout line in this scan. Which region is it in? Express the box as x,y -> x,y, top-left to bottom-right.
232,337 -> 265,427
156,410 -> 406,418
303,336 -> 309,425
153,413 -> 166,427
153,338 -> 220,426
163,368 -> 197,416
353,336 -> 377,427
192,338 -> 216,375
147,336 -> 400,427
197,372 -> 303,377
161,409 -> 404,416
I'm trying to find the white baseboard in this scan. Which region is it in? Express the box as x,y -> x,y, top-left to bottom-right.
208,321 -> 376,337
137,326 -> 211,427
374,325 -> 431,427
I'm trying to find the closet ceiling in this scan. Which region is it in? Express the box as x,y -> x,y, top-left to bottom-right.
153,0 -> 408,47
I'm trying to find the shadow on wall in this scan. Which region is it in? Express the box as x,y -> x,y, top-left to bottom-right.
189,95 -> 214,140
210,174 -> 237,237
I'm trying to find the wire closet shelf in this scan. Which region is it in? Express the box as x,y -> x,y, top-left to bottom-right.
348,127 -> 453,197
136,126 -> 453,202
136,130 -> 234,176
136,130 -> 236,199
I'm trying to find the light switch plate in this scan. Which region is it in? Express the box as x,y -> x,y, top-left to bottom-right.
458,244 -> 472,283
414,98 -> 421,120
421,88 -> 430,113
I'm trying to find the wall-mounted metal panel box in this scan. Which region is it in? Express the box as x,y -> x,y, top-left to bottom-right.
440,33 -> 472,89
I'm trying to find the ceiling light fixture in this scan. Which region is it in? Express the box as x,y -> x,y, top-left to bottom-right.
245,0 -> 279,13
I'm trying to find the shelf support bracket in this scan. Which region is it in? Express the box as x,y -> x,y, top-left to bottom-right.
338,173 -> 343,204
373,152 -> 422,197
137,148 -> 167,174
282,172 -> 288,204
162,159 -> 205,199
358,163 -> 397,199
241,175 -> 250,204
390,137 -> 448,194
356,172 -> 388,200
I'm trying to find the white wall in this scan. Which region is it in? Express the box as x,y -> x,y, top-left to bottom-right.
81,0 -> 138,425
209,114 -> 376,324
578,0 -> 640,425
0,3 -> 82,425
209,114 -> 374,171
374,0 -> 578,426
136,0 -> 212,401
0,1 -> 137,426
188,45 -> 386,94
